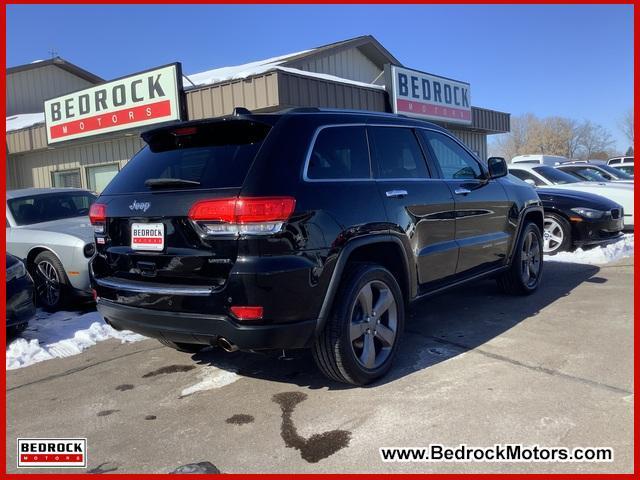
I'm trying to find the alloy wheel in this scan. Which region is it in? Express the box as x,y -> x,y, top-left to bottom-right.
521,231 -> 542,287
36,260 -> 61,307
543,217 -> 564,253
349,280 -> 398,369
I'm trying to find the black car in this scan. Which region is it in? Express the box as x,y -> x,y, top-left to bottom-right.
90,108 -> 544,385
535,188 -> 624,255
6,253 -> 36,337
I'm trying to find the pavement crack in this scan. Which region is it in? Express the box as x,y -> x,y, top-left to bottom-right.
407,330 -> 632,396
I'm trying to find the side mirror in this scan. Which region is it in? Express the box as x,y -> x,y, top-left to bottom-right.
524,178 -> 536,187
487,157 -> 508,179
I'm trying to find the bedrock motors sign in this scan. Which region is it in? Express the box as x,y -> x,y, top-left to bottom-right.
17,438 -> 87,468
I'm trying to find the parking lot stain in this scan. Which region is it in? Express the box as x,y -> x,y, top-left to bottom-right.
142,365 -> 196,378
272,391 -> 351,463
116,384 -> 135,391
97,409 -> 120,417
88,462 -> 119,473
171,461 -> 221,473
144,414 -> 157,420
226,414 -> 254,425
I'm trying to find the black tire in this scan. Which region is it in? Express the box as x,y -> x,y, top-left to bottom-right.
497,222 -> 544,295
543,213 -> 572,255
157,338 -> 205,354
312,263 -> 405,386
32,251 -> 69,311
7,323 -> 27,340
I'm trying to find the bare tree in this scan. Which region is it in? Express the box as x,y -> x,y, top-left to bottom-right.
490,113 -> 537,160
619,108 -> 634,145
577,121 -> 614,159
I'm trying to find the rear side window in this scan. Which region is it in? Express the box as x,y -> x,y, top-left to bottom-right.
368,127 -> 429,179
306,126 -> 370,180
102,121 -> 271,194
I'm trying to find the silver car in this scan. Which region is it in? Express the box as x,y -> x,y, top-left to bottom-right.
6,188 -> 97,310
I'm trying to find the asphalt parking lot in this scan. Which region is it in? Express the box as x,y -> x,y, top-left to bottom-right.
6,257 -> 633,474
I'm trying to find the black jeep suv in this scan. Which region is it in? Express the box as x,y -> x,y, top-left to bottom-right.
89,108 -> 543,385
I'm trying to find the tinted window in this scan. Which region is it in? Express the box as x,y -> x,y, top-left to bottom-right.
599,164 -> 632,179
509,170 -> 544,186
307,126 -> 370,179
420,130 -> 482,179
103,121 -> 270,194
532,166 -> 579,184
609,158 -> 621,164
368,127 -> 429,179
572,167 -> 610,181
617,165 -> 634,176
9,192 -> 96,226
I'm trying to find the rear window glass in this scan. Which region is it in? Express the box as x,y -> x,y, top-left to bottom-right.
102,121 -> 271,194
306,126 -> 370,180
9,192 -> 96,226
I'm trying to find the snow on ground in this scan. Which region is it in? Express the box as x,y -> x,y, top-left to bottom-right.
180,366 -> 240,397
6,112 -> 45,132
6,309 -> 145,370
547,233 -> 634,265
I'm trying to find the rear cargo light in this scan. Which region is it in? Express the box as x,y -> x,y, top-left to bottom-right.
188,197 -> 295,236
89,203 -> 107,234
230,306 -> 264,321
172,127 -> 198,136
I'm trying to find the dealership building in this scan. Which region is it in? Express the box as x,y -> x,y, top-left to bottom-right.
6,35 -> 509,193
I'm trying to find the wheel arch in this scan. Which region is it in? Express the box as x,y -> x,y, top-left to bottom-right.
507,206 -> 544,264
315,235 -> 413,335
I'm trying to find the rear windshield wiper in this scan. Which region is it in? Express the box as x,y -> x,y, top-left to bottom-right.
144,178 -> 201,188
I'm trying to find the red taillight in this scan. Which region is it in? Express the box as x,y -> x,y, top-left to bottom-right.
230,306 -> 264,321
89,203 -> 107,224
188,197 -> 295,235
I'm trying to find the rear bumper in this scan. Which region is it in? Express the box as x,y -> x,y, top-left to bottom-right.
96,298 -> 317,350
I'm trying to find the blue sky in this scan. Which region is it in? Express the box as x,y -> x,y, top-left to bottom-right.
6,4 -> 634,151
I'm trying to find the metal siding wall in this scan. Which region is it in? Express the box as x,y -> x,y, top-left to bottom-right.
7,135 -> 145,191
185,73 -> 279,120
450,130 -> 488,162
277,71 -> 386,112
288,47 -> 382,85
471,107 -> 510,134
7,66 -> 95,116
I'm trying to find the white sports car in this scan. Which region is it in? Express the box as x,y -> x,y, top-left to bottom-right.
509,164 -> 634,230
6,188 -> 97,310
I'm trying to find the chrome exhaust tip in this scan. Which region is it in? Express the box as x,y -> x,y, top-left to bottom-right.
217,337 -> 238,353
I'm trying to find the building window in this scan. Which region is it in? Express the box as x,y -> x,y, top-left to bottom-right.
51,169 -> 82,188
86,163 -> 120,193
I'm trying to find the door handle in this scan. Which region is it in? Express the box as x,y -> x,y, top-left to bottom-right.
385,190 -> 408,198
454,187 -> 471,195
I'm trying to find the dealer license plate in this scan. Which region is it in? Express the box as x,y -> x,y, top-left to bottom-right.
131,223 -> 165,251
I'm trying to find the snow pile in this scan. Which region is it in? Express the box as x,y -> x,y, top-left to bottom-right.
186,50 -> 384,91
547,234 -> 634,265
6,310 -> 146,370
6,112 -> 45,132
187,49 -> 311,86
